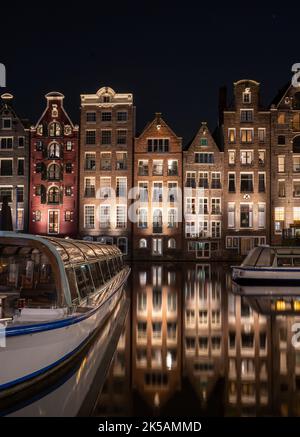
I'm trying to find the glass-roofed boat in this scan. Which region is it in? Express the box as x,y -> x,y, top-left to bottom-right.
0,231 -> 130,396
232,245 -> 300,285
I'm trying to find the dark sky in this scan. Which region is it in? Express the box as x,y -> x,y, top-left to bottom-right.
1,1 -> 299,143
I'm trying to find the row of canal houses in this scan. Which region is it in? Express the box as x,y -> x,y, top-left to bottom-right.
1,75 -> 300,260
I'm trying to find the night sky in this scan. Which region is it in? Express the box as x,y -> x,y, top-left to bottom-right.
1,2 -> 299,143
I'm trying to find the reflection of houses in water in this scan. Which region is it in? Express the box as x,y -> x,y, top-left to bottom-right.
94,305 -> 132,416
132,263 -> 182,410
183,264 -> 226,403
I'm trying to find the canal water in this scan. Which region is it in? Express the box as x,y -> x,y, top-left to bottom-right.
4,262 -> 300,417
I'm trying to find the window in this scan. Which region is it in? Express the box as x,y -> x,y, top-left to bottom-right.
168,209 -> 177,228
100,177 -> 111,198
228,150 -> 235,164
199,198 -> 208,215
48,186 -> 60,204
66,141 -> 72,151
138,182 -> 148,202
278,113 -> 285,124
258,173 -> 266,192
240,174 -> 253,192
48,163 -> 60,180
147,138 -> 169,152
85,130 -> 96,145
84,205 -> 95,229
200,137 -> 208,146
16,209 -> 24,230
65,186 -> 72,196
258,203 -> 266,228
186,171 -> 196,188
259,150 -> 265,165
240,150 -> 253,165
293,180 -> 300,197
0,159 -> 13,176
0,137 -> 13,149
195,152 -> 214,163
33,210 -> 41,222
168,238 -> 176,249
212,221 -> 221,238
116,151 -> 127,170
117,129 -> 127,145
278,135 -> 285,145
168,160 -> 178,176
139,238 -> 147,248
138,160 -> 148,176
186,198 -> 196,214
18,137 -> 25,148
17,158 -> 24,176
0,186 -> 12,202
117,111 -> 127,122
86,112 -> 96,123
100,205 -> 110,228
65,210 -> 73,222
153,182 -> 163,202
153,210 -> 163,233
152,160 -> 163,176
240,204 -> 253,228
138,208 -> 148,228
242,89 -> 251,103
100,152 -> 111,170
228,173 -> 235,192
101,111 -> 112,122
199,172 -> 209,188
240,129 -> 253,143
48,142 -> 60,159
116,205 -> 127,228
101,130 -> 111,145
16,186 -> 24,203
117,237 -> 128,255
85,152 -> 96,171
228,203 -> 235,228
65,162 -> 72,174
258,128 -> 266,142
168,182 -> 177,202
240,110 -> 253,122
116,177 -> 127,198
49,122 -> 61,137
2,118 -> 12,130
211,198 -> 221,215
278,155 -> 285,173
84,177 -> 96,198
241,333 -> 254,349
185,221 -> 196,238
211,172 -> 221,189
275,207 -> 284,234
48,210 -> 59,234
278,180 -> 286,198
228,129 -> 236,143
103,95 -> 110,103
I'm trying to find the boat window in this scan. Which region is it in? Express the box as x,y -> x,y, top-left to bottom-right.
0,243 -> 58,309
89,262 -> 104,290
65,267 -> 80,302
74,265 -> 94,298
108,258 -> 117,276
277,257 -> 293,267
256,248 -> 275,267
293,258 -> 300,267
241,247 -> 263,267
101,260 -> 111,282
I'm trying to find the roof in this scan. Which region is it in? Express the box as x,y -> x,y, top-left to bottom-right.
270,82 -> 291,107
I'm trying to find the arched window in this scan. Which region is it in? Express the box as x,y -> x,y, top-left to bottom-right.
168,238 -> 176,249
153,209 -> 162,232
48,142 -> 60,159
139,238 -> 147,248
48,163 -> 61,180
117,237 -> 128,255
293,136 -> 300,154
138,208 -> 148,228
48,186 -> 60,204
49,122 -> 61,137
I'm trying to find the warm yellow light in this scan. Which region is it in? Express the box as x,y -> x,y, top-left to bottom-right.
276,300 -> 286,311
294,301 -> 300,311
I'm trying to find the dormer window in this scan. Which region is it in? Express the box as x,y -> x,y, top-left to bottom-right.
103,95 -> 110,103
2,118 -> 12,130
242,88 -> 251,104
49,122 -> 62,137
200,138 -> 208,146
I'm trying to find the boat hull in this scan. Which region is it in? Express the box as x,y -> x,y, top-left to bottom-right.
232,267 -> 300,285
0,270 -> 129,395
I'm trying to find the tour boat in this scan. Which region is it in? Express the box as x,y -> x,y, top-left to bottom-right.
0,232 -> 130,396
232,245 -> 300,285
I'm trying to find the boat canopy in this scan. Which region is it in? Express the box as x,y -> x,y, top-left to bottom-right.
241,246 -> 300,268
0,232 -> 124,310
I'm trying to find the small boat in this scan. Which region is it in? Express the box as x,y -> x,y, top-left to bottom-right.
232,245 -> 300,285
0,232 -> 130,396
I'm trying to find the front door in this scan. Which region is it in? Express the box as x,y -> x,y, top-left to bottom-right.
48,210 -> 59,234
241,237 -> 253,255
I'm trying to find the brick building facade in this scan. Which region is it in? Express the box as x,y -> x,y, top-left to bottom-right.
0,93 -> 30,232
29,92 -> 79,237
133,113 -> 183,259
79,86 -> 135,256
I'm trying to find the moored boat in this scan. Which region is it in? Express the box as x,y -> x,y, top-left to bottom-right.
0,232 -> 130,396
232,245 -> 300,285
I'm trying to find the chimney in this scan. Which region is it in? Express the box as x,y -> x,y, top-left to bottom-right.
218,86 -> 227,126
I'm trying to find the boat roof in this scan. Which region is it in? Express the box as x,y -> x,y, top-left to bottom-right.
254,245 -> 300,256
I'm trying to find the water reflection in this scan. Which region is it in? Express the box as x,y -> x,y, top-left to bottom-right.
95,262 -> 300,417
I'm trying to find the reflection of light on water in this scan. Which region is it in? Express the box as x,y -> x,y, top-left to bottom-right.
154,393 -> 160,407
294,301 -> 300,311
166,352 -> 172,370
76,357 -> 88,385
